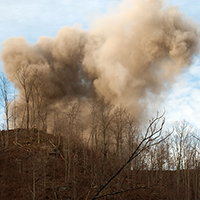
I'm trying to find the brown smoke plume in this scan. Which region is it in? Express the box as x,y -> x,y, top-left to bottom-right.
1,0 -> 199,123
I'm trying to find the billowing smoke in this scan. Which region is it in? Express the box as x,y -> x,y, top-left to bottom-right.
1,0 -> 199,125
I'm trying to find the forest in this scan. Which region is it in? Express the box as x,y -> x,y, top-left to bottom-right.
0,69 -> 200,200
0,1 -> 199,198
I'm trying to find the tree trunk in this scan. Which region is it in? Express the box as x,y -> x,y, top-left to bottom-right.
33,164 -> 35,200
27,100 -> 29,131
5,106 -> 9,148
37,109 -> 40,143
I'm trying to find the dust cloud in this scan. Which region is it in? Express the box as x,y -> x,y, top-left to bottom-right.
1,0 -> 199,124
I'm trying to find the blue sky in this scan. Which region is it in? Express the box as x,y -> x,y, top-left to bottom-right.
0,0 -> 200,128
0,0 -> 120,43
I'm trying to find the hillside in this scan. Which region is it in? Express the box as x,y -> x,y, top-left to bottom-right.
0,129 -> 200,200
0,129 -> 68,199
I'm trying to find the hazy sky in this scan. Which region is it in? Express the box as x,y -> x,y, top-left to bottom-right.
0,0 -> 200,128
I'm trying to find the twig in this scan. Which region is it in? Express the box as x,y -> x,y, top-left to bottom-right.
49,139 -> 66,161
85,179 -> 96,200
13,141 -> 23,147
59,152 -> 66,161
54,189 -> 58,200
49,139 -> 56,147
94,178 -> 162,199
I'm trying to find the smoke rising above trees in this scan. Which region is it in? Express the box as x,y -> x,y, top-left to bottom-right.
1,0 -> 199,125
0,2 -> 200,199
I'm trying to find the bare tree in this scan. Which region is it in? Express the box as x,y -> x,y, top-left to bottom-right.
62,99 -> 81,183
32,70 -> 46,143
172,120 -> 196,199
91,112 -> 173,199
88,99 -> 100,184
112,106 -> 127,159
97,101 -> 114,184
14,65 -> 36,132
0,72 -> 13,147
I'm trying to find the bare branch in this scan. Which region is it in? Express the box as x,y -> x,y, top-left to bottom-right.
91,112 -> 169,199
